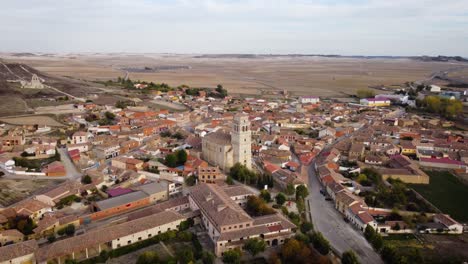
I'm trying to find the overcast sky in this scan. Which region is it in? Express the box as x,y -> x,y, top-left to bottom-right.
1,0 -> 467,56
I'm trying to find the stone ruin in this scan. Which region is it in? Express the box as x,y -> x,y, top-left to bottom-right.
21,74 -> 45,89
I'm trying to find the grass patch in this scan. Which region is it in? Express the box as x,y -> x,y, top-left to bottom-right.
410,171 -> 468,222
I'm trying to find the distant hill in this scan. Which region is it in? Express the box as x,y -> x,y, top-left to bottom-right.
191,54 -> 468,62
0,59 -> 99,116
413,56 -> 468,63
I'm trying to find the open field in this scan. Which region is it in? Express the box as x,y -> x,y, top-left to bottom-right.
2,53 -> 463,97
0,96 -> 32,116
383,233 -> 468,264
0,178 -> 63,207
410,170 -> 468,222
0,115 -> 65,127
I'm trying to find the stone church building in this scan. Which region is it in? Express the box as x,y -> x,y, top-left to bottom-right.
202,114 -> 252,171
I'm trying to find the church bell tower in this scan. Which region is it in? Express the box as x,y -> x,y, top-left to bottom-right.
232,113 -> 252,169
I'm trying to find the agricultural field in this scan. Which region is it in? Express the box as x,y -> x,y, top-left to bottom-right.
383,234 -> 468,264
410,170 -> 468,222
4,53 -> 461,97
0,179 -> 63,207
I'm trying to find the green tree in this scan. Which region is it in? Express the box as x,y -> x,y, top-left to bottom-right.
226,175 -> 234,185
202,251 -> 215,264
300,222 -> 313,234
444,99 -> 463,118
286,183 -> 295,195
215,84 -> 228,98
423,95 -> 441,113
364,225 -> 383,251
137,251 -> 159,264
178,248 -> 194,264
260,190 -> 272,202
165,154 -> 177,167
342,250 -> 360,264
380,246 -> 397,264
243,238 -> 266,256
275,192 -> 287,206
65,224 -> 75,236
222,248 -> 242,264
310,231 -> 331,255
47,235 -> 56,243
185,175 -> 196,186
81,175 -> 92,184
176,149 -> 188,165
296,198 -> 305,214
104,111 -> 115,120
295,185 -> 309,200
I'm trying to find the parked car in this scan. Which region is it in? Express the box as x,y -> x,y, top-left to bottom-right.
325,197 -> 333,201
319,189 -> 325,196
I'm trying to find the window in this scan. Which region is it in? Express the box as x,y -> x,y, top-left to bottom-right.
240,225 -> 243,228
246,224 -> 250,227
148,234 -> 152,237
158,231 -> 161,234
117,244 -> 121,248
138,237 -> 142,241
229,227 -> 231,230
128,241 -> 131,244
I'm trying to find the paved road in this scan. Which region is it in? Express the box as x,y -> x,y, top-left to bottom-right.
307,163 -> 382,264
57,147 -> 82,179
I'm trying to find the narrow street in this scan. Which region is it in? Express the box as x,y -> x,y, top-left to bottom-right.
306,163 -> 383,264
57,147 -> 82,180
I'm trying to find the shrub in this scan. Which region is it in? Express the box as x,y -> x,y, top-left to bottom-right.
243,238 -> 266,256
222,248 -> 242,264
81,175 -> 92,184
300,222 -> 313,234
47,235 -> 56,243
185,175 -> 196,186
275,192 -> 287,206
309,231 -> 331,255
342,250 -> 360,264
260,190 -> 272,202
137,251 -> 159,264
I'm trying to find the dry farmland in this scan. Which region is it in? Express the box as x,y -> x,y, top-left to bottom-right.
4,53 -> 462,97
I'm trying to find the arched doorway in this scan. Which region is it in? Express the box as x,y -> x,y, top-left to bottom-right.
272,239 -> 278,246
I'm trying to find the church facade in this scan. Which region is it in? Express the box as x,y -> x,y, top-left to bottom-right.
202,114 -> 252,171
